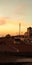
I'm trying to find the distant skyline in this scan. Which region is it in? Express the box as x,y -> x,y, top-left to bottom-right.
0,0 -> 32,36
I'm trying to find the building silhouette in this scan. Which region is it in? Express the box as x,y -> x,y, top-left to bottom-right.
27,27 -> 32,38
24,27 -> 32,38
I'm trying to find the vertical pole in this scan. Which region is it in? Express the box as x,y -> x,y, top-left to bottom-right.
19,23 -> 21,36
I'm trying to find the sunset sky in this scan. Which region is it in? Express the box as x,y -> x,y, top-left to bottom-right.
0,0 -> 32,36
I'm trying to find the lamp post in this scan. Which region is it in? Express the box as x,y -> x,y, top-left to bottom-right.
19,23 -> 21,37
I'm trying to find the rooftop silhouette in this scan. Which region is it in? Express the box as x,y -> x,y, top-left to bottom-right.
0,27 -> 32,52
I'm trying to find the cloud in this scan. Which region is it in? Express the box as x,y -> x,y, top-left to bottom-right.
0,17 -> 10,25
15,4 -> 26,14
0,19 -> 6,25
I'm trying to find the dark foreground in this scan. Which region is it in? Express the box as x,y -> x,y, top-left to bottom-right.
0,52 -> 32,57
0,52 -> 32,63
0,62 -> 32,65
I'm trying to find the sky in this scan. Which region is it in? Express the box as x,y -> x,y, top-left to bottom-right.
0,0 -> 32,36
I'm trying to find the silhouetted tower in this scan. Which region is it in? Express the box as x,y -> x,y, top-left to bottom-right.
19,23 -> 21,36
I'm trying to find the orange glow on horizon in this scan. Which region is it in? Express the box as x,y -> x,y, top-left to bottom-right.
0,17 -> 32,36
